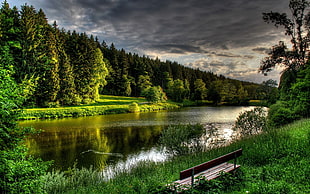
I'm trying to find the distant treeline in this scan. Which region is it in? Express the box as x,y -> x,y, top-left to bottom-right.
0,2 -> 266,107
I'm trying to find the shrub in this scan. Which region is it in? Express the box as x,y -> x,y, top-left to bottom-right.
141,86 -> 167,103
267,101 -> 298,127
233,107 -> 268,136
0,147 -> 50,194
159,124 -> 206,155
128,102 -> 140,113
289,65 -> 310,118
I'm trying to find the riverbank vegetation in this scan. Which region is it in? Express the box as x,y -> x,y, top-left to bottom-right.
0,29 -> 51,193
19,95 -> 180,120
40,118 -> 310,193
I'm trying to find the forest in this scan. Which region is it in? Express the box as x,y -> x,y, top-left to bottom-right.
0,2 -> 264,108
0,0 -> 309,193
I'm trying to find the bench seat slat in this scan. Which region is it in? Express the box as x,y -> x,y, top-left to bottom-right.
174,162 -> 240,186
179,149 -> 242,180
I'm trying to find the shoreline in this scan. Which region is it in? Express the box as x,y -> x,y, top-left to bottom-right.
19,102 -> 180,120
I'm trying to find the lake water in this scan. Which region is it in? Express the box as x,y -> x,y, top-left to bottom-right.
20,106 -> 254,171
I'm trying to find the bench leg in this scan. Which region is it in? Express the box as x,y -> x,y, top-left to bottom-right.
191,168 -> 195,187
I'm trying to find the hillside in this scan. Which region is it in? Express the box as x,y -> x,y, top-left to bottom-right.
1,2 -> 260,108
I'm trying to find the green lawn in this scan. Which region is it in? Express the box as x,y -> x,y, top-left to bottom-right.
20,95 -> 179,120
76,95 -> 148,106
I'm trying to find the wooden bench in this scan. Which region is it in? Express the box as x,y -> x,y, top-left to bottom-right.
173,149 -> 243,187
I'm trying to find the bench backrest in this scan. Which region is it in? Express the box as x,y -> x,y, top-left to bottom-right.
180,149 -> 242,180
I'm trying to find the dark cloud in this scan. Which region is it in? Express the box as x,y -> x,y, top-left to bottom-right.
23,0 -> 289,51
252,47 -> 271,54
9,0 -> 292,83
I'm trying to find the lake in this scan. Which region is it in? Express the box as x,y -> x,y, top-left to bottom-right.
20,106 -> 254,171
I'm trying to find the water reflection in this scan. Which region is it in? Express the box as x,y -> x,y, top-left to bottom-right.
24,124 -> 163,170
21,106 -> 255,171
101,147 -> 168,180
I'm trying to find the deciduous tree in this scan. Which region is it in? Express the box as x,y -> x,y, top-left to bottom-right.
260,0 -> 310,99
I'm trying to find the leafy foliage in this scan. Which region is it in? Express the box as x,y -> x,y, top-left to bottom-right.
0,147 -> 50,194
267,65 -> 309,127
128,102 -> 140,113
255,79 -> 279,106
233,107 -> 268,136
260,0 -> 310,126
261,0 -> 309,76
267,101 -> 299,127
193,79 -> 207,100
142,86 -> 167,103
0,4 -> 50,192
289,64 -> 310,117
159,124 -> 206,155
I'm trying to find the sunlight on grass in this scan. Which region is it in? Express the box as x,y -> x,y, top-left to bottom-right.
91,95 -> 147,106
20,95 -> 179,120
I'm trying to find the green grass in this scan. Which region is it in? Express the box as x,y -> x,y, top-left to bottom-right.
79,95 -> 147,106
43,119 -> 310,193
19,95 -> 180,120
248,99 -> 262,106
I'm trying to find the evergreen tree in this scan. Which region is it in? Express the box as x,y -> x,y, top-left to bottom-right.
137,75 -> 152,95
91,48 -> 109,99
208,80 -> 224,104
37,25 -> 60,106
0,19 -> 49,192
55,25 -> 78,105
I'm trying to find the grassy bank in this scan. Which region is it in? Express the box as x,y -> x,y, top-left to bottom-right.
43,119 -> 310,193
20,95 -> 180,120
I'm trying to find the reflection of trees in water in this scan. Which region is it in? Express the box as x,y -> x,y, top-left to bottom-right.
25,128 -> 111,170
25,125 -> 164,170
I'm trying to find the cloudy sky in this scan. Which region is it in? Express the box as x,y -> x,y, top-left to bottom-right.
7,0 -> 293,83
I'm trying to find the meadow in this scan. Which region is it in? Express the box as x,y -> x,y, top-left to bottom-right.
20,95 -> 180,120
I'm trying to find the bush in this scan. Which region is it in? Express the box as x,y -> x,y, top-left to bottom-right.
290,65 -> 310,118
159,124 -> 206,155
233,107 -> 268,136
267,101 -> 298,127
0,146 -> 50,193
141,86 -> 167,103
128,102 -> 140,113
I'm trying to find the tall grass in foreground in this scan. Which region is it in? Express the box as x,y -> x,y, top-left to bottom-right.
42,165 -> 101,194
42,119 -> 310,193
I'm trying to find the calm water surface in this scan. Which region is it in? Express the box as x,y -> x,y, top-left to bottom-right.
20,106 -> 254,171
